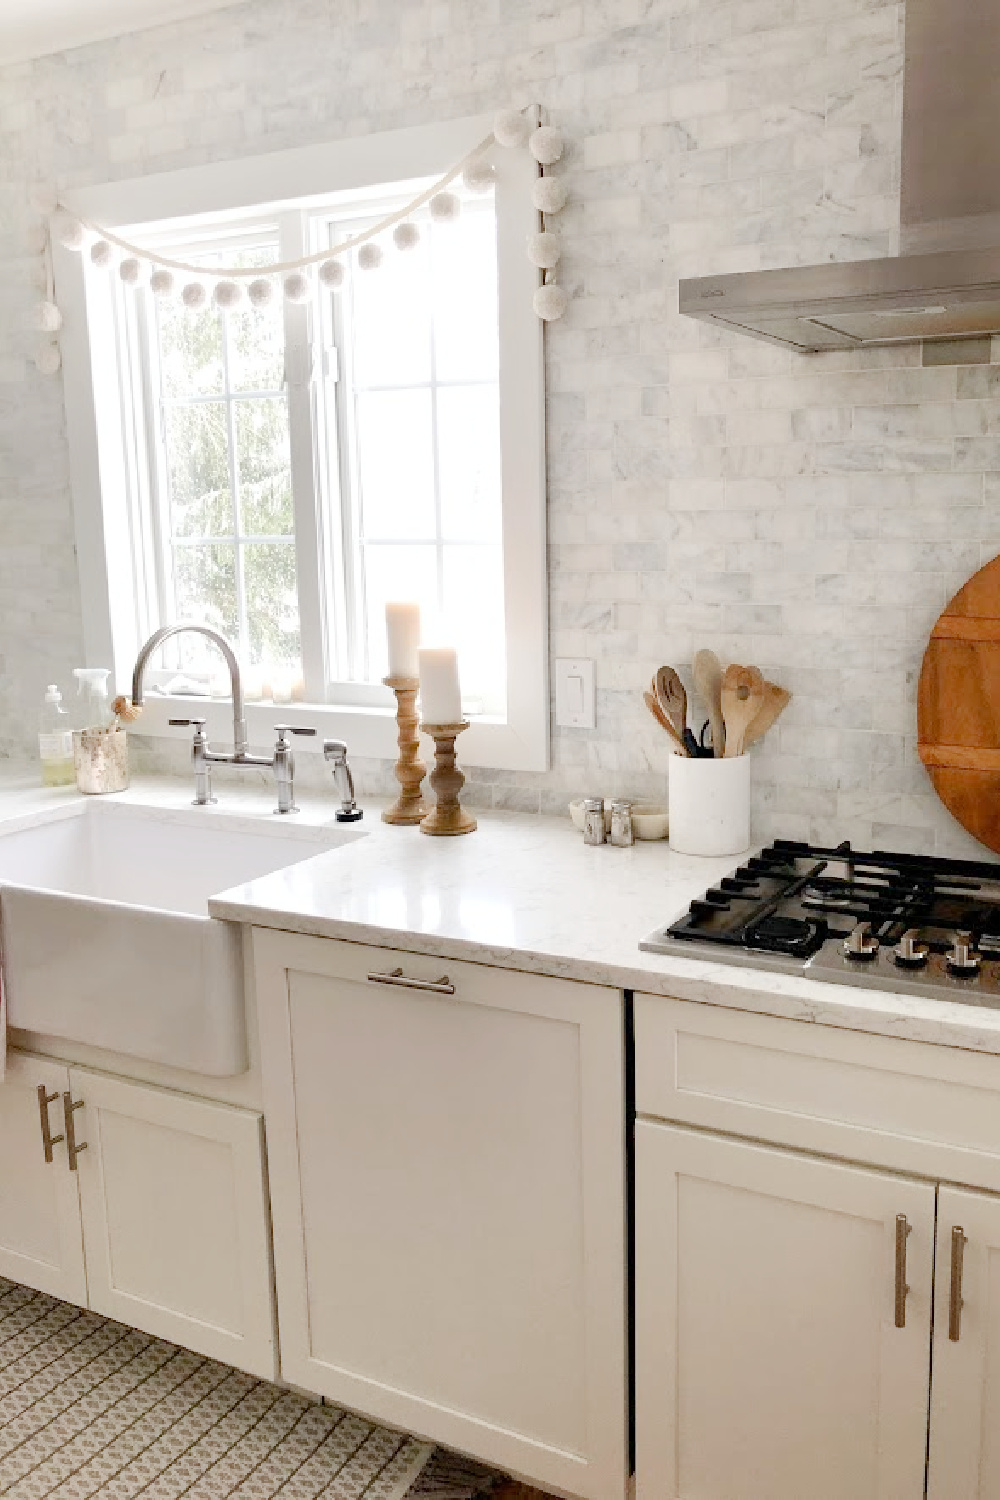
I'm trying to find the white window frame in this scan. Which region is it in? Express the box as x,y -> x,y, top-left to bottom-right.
56,114 -> 549,773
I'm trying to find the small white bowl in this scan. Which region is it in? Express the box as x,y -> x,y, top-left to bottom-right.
632,804 -> 669,841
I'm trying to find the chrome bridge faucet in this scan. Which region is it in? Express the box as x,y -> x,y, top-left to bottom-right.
131,625 -> 317,814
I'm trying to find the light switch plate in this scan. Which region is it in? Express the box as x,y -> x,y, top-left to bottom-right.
555,658 -> 595,729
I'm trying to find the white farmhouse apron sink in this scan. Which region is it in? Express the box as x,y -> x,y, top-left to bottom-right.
0,801 -> 363,1075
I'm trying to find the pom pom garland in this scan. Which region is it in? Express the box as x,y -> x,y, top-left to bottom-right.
527,230 -> 562,269
529,125 -> 564,165
493,107 -> 532,149
358,243 -> 383,271
318,259 -> 345,287
119,257 -> 142,285
181,282 -> 207,309
31,301 -> 63,333
392,223 -> 420,252
52,212 -> 85,249
429,191 -> 461,222
248,277 -> 274,306
35,341 -> 62,376
150,269 -> 175,298
533,282 -> 568,321
213,279 -> 242,310
462,159 -> 496,194
90,239 -> 112,268
532,175 -> 568,214
283,272 -> 310,303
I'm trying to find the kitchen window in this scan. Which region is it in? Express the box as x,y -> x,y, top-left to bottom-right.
59,116 -> 547,771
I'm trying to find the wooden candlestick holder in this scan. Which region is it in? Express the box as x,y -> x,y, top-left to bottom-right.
420,721 -> 477,837
382,675 -> 430,825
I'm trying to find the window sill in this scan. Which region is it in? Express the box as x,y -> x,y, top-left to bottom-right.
134,695 -> 546,773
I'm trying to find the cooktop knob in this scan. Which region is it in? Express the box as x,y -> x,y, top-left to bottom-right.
894,929 -> 930,968
844,922 -> 879,960
947,931 -> 981,977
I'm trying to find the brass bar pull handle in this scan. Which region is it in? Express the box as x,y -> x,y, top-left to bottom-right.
950,1226 -> 967,1342
37,1085 -> 64,1165
367,966 -> 456,996
895,1214 -> 911,1328
62,1093 -> 87,1171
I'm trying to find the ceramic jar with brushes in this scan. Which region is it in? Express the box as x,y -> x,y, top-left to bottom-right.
643,651 -> 790,856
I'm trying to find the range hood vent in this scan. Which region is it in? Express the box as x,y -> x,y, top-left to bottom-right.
679,0 -> 1000,352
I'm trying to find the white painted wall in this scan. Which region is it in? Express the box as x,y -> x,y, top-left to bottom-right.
0,0 -> 993,855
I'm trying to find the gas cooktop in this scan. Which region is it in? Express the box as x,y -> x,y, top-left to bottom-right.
640,839 -> 1000,1008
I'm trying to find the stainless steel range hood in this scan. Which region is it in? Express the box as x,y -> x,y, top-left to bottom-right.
679,0 -> 1000,352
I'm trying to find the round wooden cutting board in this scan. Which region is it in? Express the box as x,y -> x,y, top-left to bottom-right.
918,553 -> 1000,855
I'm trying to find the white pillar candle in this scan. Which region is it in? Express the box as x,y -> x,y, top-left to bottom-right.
385,602 -> 421,678
419,646 -> 463,724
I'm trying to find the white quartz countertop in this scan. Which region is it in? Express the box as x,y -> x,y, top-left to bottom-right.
5,769 -> 1000,1057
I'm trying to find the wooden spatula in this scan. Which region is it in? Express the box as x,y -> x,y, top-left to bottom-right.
721,664 -> 765,758
693,648 -> 725,757
643,690 -> 689,755
744,681 -> 791,750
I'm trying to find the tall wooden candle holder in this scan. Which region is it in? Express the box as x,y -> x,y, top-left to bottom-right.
382,675 -> 429,825
420,721 -> 477,836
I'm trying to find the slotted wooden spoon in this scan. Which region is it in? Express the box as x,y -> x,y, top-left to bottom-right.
721,664 -> 765,757
654,666 -> 692,748
744,681 -> 791,750
643,690 -> 689,756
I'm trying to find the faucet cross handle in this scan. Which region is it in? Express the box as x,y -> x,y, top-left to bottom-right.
273,724 -> 317,743
273,725 -> 317,816
168,719 -> 215,806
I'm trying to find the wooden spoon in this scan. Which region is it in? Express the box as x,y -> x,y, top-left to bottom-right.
744,681 -> 791,750
654,666 -> 689,745
720,664 -> 765,758
643,690 -> 689,756
692,648 -> 725,757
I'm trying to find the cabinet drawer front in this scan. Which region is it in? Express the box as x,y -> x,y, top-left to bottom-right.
636,994 -> 1000,1188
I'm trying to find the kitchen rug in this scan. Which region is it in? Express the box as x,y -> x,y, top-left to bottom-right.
0,1279 -> 498,1500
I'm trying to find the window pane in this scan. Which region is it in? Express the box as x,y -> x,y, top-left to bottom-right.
437,385 -> 502,543
350,236 -> 432,388
443,544 -> 506,713
431,207 -> 499,384
236,398 -> 293,535
173,543 -> 238,643
229,291 -> 284,393
158,301 -> 224,398
243,542 -> 301,667
164,403 -> 232,539
355,389 -> 436,540
361,543 -> 438,681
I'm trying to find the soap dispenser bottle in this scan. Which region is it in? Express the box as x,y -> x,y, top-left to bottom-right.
38,684 -> 75,787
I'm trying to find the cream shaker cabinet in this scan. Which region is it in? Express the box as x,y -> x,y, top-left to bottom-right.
253,929 -> 628,1500
636,1121 -> 935,1500
0,1052 -> 276,1379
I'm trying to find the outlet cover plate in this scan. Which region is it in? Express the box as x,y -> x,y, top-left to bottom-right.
555,658 -> 595,729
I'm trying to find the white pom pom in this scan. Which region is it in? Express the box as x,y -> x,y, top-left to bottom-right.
429,191 -> 461,223
319,259 -> 345,288
493,107 -> 532,149
31,300 -> 63,333
119,257 -> 143,285
462,159 -> 496,194
150,269 -> 175,298
392,222 -> 420,252
52,212 -> 85,250
248,277 -> 274,307
529,125 -> 564,165
526,230 -> 562,269
357,243 -> 383,271
181,282 -> 207,309
533,281 -> 568,321
90,239 -> 112,268
532,175 -> 568,214
283,272 -> 310,303
213,279 -> 241,310
35,341 -> 62,375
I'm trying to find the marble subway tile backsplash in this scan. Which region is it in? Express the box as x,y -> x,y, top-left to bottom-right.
0,0 -> 996,856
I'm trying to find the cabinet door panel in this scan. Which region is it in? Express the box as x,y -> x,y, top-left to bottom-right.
255,930 -> 627,1500
71,1068 -> 275,1378
0,1053 -> 87,1304
928,1185 -> 1000,1500
637,1122 -> 934,1500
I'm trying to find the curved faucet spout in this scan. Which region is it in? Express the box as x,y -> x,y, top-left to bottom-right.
132,624 -> 248,758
